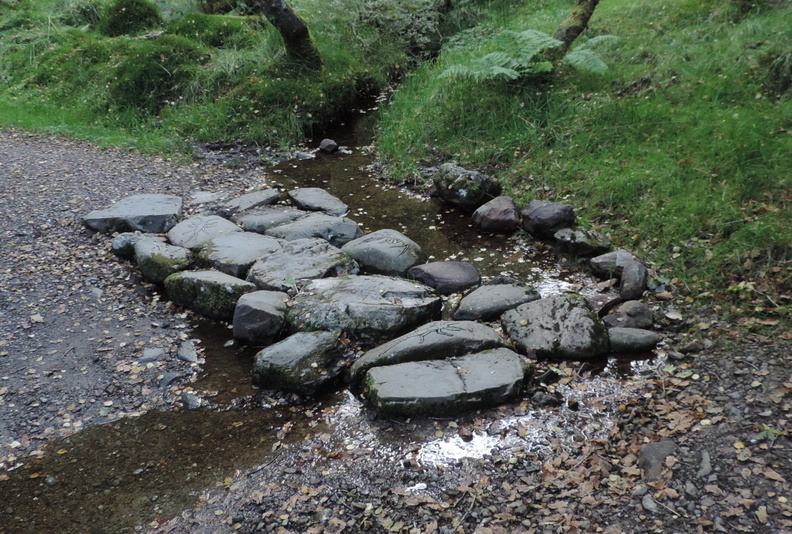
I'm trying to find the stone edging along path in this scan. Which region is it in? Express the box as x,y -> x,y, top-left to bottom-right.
83,163 -> 664,416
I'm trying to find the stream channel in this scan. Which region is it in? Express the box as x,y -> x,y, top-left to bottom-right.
0,106 -> 661,534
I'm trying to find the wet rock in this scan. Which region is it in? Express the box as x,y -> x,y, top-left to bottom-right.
196,232 -> 282,278
349,320 -> 507,383
364,348 -> 525,416
619,260 -> 648,300
608,327 -> 662,353
140,348 -> 165,363
251,331 -> 345,395
288,275 -> 441,338
502,293 -> 609,359
408,261 -> 480,295
83,194 -> 183,234
472,196 -> 520,233
220,189 -> 281,215
246,238 -> 358,292
318,138 -> 339,153
553,226 -> 611,256
433,163 -> 502,212
167,215 -> 243,249
603,300 -> 653,329
180,392 -> 202,409
234,206 -> 306,233
232,290 -> 289,345
111,231 -> 157,259
341,229 -> 426,277
160,372 -> 181,388
176,340 -> 199,363
134,237 -> 193,283
639,439 -> 676,480
453,283 -> 540,321
521,200 -> 575,239
164,270 -> 257,320
288,187 -> 349,216
590,249 -> 636,278
264,212 -> 363,247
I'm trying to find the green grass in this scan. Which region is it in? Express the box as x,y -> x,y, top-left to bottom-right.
378,0 -> 792,303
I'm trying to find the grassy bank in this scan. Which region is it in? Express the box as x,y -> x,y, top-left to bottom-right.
378,0 -> 791,315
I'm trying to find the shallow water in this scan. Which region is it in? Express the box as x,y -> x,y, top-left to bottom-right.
0,108 -> 656,533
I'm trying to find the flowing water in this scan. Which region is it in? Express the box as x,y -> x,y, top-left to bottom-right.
0,107 -> 661,533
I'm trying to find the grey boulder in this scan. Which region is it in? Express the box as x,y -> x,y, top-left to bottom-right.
620,260 -> 648,300
608,327 -> 662,353
349,320 -> 507,383
590,249 -> 636,278
453,283 -> 540,321
364,348 -> 525,416
220,189 -> 280,215
433,163 -> 502,212
265,212 -> 363,247
167,215 -> 242,249
553,226 -> 611,256
288,275 -> 441,338
83,194 -> 183,234
233,290 -> 290,345
408,261 -> 480,295
246,238 -> 359,291
288,187 -> 349,216
251,331 -> 345,395
234,206 -> 306,233
196,232 -> 282,278
521,200 -> 575,239
603,300 -> 654,329
502,293 -> 609,359
472,196 -> 521,233
134,236 -> 193,283
112,231 -> 160,259
164,270 -> 256,320
341,229 -> 426,276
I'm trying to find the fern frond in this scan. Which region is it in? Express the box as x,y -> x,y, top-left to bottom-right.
578,35 -> 619,50
563,48 -> 608,75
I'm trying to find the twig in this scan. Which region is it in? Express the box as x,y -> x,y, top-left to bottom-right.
455,491 -> 476,527
62,346 -> 75,358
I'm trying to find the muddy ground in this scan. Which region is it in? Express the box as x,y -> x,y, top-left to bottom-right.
0,129 -> 789,534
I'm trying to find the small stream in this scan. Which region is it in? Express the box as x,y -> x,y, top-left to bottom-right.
0,107 -> 660,534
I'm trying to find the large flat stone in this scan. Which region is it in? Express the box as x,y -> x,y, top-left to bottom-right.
265,212 -> 363,247
134,236 -> 193,283
164,270 -> 256,320
364,348 -> 526,416
233,290 -> 290,345
196,232 -> 282,278
288,187 -> 349,216
83,194 -> 183,234
168,215 -> 242,249
234,206 -> 307,233
341,229 -> 426,276
453,283 -> 540,321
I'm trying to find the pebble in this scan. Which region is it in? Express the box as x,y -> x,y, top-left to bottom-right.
696,450 -> 712,478
642,494 -> 659,513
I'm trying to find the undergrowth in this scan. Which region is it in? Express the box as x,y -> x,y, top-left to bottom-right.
378,0 -> 792,310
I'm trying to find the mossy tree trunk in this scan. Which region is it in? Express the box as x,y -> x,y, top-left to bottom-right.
257,0 -> 322,69
551,0 -> 601,57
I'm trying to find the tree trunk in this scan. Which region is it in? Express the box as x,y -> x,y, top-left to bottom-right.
551,0 -> 601,57
257,0 -> 322,69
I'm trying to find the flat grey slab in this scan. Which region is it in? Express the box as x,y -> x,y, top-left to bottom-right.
197,232 -> 282,278
168,215 -> 242,249
608,327 -> 662,353
408,261 -> 480,295
221,189 -> 281,215
341,229 -> 426,276
164,270 -> 256,320
502,293 -> 609,359
288,275 -> 441,338
365,348 -> 525,416
134,236 -> 193,283
288,187 -> 349,216
233,290 -> 290,345
453,283 -> 540,321
234,206 -> 307,233
349,320 -> 507,383
264,212 -> 363,247
83,194 -> 183,234
246,238 -> 359,291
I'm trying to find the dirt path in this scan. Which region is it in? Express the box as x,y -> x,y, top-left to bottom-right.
0,130 -> 789,534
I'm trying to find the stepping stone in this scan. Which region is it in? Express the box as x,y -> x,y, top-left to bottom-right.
364,348 -> 526,416
196,232 -> 282,278
164,270 -> 256,320
83,194 -> 183,234
620,260 -> 648,300
168,215 -> 242,249
603,301 -> 653,329
220,189 -> 281,215
134,236 -> 193,283
349,321 -> 507,383
288,187 -> 349,216
502,293 -> 609,359
341,229 -> 426,276
553,226 -> 611,256
251,331 -> 345,395
521,200 -> 575,239
608,327 -> 662,353
112,232 -> 162,259
590,249 -> 636,278
265,212 -> 363,247
433,163 -> 502,212
453,283 -> 540,321
233,290 -> 290,345
288,275 -> 441,338
234,206 -> 306,233
408,261 -> 480,295
472,196 -> 521,233
246,238 -> 358,291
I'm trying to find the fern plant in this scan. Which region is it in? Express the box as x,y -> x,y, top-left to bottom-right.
440,29 -> 617,83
